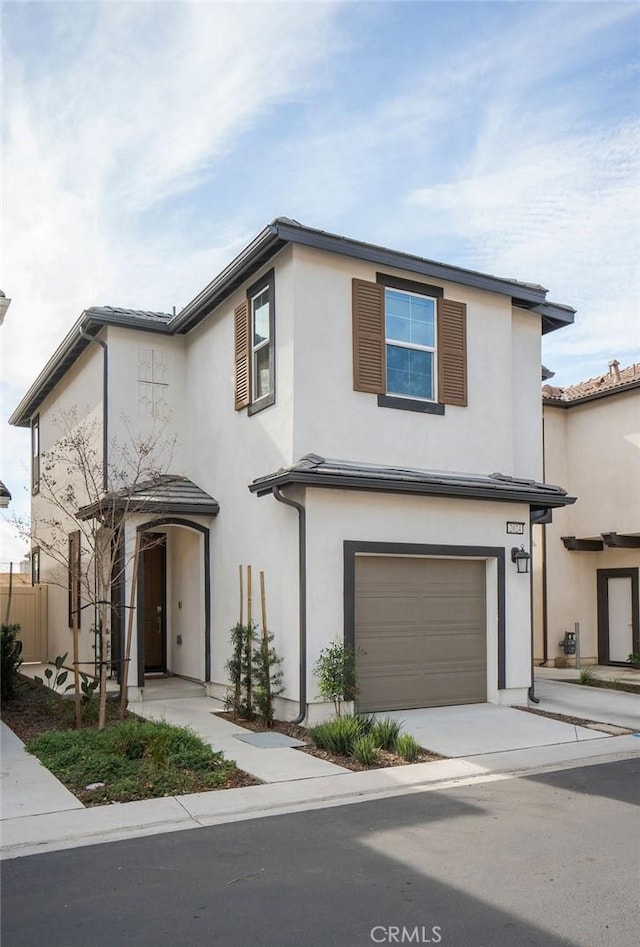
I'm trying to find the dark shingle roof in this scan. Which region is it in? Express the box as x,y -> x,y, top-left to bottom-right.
77,476 -> 219,520
250,454 -> 575,510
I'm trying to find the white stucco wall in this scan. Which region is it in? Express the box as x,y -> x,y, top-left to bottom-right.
179,247 -> 301,699
33,342 -> 104,668
105,326 -> 187,471
289,245 -> 544,481
539,389 -> 640,663
304,489 -> 533,714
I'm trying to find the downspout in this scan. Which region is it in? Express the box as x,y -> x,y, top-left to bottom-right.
541,412 -> 548,665
78,327 -> 109,657
528,516 -> 540,703
272,485 -> 307,724
78,326 -> 108,492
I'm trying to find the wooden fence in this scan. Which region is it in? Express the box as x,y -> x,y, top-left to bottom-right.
1,582 -> 48,663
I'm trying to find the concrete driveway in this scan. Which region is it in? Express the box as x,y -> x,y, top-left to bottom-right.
377,702 -> 613,758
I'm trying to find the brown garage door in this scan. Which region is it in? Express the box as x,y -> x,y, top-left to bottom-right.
355,556 -> 487,712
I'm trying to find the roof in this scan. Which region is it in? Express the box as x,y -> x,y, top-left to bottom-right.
10,218 -> 575,427
76,475 -> 219,520
0,479 -> 11,503
173,217 -> 576,335
543,360 -> 640,407
249,453 -> 575,510
9,307 -> 173,427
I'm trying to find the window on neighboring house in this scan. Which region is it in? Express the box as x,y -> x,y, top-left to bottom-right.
234,269 -> 275,414
138,349 -> 170,420
31,547 -> 40,586
68,530 -> 81,629
352,274 -> 467,413
31,416 -> 40,493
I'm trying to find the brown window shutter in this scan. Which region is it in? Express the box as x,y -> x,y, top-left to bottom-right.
352,279 -> 385,393
234,300 -> 250,410
437,298 -> 467,406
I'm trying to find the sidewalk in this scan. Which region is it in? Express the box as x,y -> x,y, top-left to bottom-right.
2,682 -> 638,861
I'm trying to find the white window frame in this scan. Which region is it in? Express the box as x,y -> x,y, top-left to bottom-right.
250,285 -> 272,404
384,288 -> 438,402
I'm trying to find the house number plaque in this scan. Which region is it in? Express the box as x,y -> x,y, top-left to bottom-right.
506,521 -> 525,535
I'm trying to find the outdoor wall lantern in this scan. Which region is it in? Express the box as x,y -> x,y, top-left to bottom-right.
511,545 -> 531,574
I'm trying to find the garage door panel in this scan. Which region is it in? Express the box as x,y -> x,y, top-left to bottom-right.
355,556 -> 487,712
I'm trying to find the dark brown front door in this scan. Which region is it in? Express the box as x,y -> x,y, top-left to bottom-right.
143,538 -> 166,672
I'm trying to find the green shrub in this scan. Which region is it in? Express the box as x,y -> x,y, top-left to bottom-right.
352,734 -> 378,766
370,716 -> 403,750
579,665 -> 596,685
313,639 -> 358,716
27,720 -> 235,802
396,733 -> 420,762
309,714 -> 368,756
1,623 -> 23,700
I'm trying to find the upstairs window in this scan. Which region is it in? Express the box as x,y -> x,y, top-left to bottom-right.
353,275 -> 467,413
31,416 -> 40,493
385,288 -> 436,401
234,269 -> 275,414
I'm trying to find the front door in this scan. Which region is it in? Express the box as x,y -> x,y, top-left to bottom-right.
143,537 -> 166,672
597,568 -> 639,665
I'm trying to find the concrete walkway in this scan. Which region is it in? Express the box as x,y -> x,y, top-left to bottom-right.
533,677 -> 640,730
2,679 -> 638,861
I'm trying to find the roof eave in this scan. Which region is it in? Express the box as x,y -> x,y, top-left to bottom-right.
543,378 -> 640,408
249,470 -> 576,509
172,225 -> 285,333
9,310 -> 172,428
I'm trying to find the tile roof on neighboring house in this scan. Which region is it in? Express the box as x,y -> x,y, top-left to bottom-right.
543,360 -> 640,407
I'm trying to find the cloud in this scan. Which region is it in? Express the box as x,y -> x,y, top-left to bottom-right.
1,1 -> 346,394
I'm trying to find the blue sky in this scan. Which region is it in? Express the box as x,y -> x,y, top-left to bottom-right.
1,0 -> 639,563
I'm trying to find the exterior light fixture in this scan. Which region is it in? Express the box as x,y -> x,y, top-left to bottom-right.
511,545 -> 531,574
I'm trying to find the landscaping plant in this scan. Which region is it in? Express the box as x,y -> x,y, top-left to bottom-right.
309,714 -> 369,757
313,638 -> 358,716
370,716 -> 403,751
352,733 -> 378,766
1,623 -> 23,700
224,621 -> 283,725
396,733 -> 421,762
27,720 -> 237,804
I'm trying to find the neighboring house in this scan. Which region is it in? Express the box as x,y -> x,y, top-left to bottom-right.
10,218 -> 576,720
534,360 -> 640,668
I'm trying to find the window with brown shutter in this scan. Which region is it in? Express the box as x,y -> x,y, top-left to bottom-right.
234,269 -> 275,413
68,530 -> 81,629
352,274 -> 467,412
234,301 -> 250,410
437,298 -> 467,406
352,279 -> 385,393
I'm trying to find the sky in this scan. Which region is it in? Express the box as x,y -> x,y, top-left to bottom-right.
1,0 -> 639,565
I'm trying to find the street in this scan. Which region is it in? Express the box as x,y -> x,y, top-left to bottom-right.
2,757 -> 639,947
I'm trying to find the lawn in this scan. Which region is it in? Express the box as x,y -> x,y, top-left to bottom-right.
1,676 -> 258,805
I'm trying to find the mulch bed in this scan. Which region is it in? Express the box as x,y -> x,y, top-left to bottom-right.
515,705 -> 634,734
1,677 -> 259,802
218,712 -> 445,770
0,676 -> 131,743
561,678 -> 640,695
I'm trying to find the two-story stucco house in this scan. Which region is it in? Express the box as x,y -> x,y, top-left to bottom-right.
534,360 -> 640,668
10,218 -> 576,720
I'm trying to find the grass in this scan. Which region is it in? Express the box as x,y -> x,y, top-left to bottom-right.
308,712 -> 432,768
578,665 -> 597,685
27,719 -> 244,805
352,734 -> 378,766
396,733 -> 421,762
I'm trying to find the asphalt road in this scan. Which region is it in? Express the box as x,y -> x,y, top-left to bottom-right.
2,758 -> 639,947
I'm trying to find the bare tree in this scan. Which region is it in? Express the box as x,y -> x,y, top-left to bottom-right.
15,408 -> 176,728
